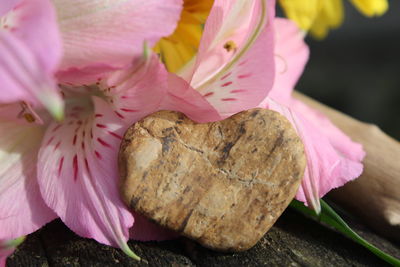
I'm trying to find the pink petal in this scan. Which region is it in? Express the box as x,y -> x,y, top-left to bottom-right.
0,0 -> 20,16
264,99 -> 364,213
129,212 -> 178,242
56,63 -> 119,86
106,53 -> 220,124
0,105 -> 57,240
261,18 -> 363,210
0,237 -> 25,267
182,0 -> 276,118
0,0 -> 63,119
37,97 -> 136,254
7,0 -> 62,73
105,54 -> 171,123
258,18 -> 364,212
291,99 -> 365,163
54,0 -> 183,72
0,243 -> 14,267
0,248 -> 11,267
268,18 -> 309,103
163,74 -> 221,123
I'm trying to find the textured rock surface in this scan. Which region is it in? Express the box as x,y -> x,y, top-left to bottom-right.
119,108 -> 306,251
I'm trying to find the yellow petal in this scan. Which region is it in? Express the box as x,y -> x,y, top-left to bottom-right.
279,0 -> 320,31
310,0 -> 344,39
320,0 -> 344,28
157,39 -> 193,73
350,0 -> 388,17
153,0 -> 213,72
309,17 -> 329,40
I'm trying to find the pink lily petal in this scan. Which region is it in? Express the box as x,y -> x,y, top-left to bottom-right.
268,18 -> 309,103
181,0 -> 276,118
56,64 -> 119,87
259,19 -> 364,212
264,99 -> 364,213
37,97 -> 139,257
163,74 -> 222,123
54,0 -> 183,72
0,237 -> 25,267
105,54 -> 172,123
129,212 -> 178,242
0,105 -> 57,240
106,53 -> 220,124
6,0 -> 62,73
0,0 -> 63,119
0,243 -> 12,267
0,0 -> 19,16
291,99 -> 365,164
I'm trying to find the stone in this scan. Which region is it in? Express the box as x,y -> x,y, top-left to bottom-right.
118,108 -> 306,252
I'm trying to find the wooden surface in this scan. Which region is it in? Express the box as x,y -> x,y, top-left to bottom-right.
7,208 -> 399,266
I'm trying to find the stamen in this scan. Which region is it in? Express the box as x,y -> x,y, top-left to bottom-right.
223,41 -> 238,53
18,102 -> 43,124
23,113 -> 36,123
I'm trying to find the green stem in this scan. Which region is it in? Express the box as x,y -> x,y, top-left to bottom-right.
290,199 -> 400,266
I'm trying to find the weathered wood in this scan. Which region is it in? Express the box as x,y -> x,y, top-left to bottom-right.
7,209 -> 399,266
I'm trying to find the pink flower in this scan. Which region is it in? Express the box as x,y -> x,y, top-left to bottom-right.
0,4 -> 364,267
1,1 -> 278,260
0,0 -> 187,261
259,18 -> 365,213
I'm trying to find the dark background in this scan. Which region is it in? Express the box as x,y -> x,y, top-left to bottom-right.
292,0 -> 400,139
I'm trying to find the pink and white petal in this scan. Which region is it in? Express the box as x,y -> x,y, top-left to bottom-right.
0,0 -> 20,17
291,99 -> 365,163
268,18 -> 309,103
129,212 -> 178,242
264,99 -> 364,213
37,97 -> 139,257
190,0 -> 276,118
54,0 -> 183,71
0,237 -> 25,267
106,53 -> 220,124
188,0 -> 274,85
0,242 -> 12,267
162,74 -> 221,123
0,0 -> 63,119
3,0 -> 62,73
105,54 -> 169,123
56,64 -> 119,87
197,25 -> 275,117
0,31 -> 63,120
0,108 -> 56,240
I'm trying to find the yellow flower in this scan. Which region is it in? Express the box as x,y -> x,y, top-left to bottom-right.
279,0 -> 388,39
350,0 -> 388,16
154,0 -> 214,73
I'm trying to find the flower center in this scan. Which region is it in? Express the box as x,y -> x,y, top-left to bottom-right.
60,80 -> 114,122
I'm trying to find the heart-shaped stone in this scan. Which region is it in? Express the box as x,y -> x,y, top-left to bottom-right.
119,108 -> 306,251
